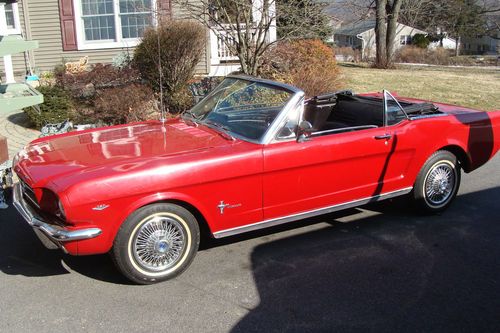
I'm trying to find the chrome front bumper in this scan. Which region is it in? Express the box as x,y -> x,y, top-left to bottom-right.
12,182 -> 102,249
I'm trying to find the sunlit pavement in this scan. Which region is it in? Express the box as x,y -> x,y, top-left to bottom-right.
1,153 -> 499,332
0,109 -> 40,157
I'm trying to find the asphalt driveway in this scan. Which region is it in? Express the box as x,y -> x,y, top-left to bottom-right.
1,153 -> 499,332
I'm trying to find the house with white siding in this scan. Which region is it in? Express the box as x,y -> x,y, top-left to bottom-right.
462,33 -> 500,55
333,19 -> 456,60
1,0 -> 274,80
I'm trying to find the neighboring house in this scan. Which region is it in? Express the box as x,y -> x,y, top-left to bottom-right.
462,33 -> 500,55
1,0 -> 272,79
429,37 -> 457,50
323,5 -> 342,44
462,13 -> 500,55
333,19 -> 456,60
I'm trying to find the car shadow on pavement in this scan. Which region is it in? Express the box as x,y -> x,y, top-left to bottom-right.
0,187 -> 357,284
2,186 -> 500,304
0,190 -> 130,284
231,186 -> 500,332
0,190 -> 69,277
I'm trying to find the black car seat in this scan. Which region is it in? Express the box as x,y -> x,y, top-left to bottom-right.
303,95 -> 336,131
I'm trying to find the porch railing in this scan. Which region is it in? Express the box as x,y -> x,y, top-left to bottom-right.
209,22 -> 276,66
210,28 -> 240,64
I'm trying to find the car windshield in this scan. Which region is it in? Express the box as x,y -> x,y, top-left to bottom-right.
186,77 -> 293,141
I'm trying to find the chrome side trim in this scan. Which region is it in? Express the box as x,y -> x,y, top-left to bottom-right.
409,113 -> 449,120
213,187 -> 413,238
13,183 -> 102,244
312,125 -> 378,137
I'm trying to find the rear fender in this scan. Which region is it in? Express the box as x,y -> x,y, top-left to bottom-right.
452,111 -> 500,171
493,111 -> 500,156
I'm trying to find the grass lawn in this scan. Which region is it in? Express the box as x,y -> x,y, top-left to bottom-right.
340,64 -> 500,111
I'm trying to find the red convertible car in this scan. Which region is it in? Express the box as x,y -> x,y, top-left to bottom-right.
13,75 -> 500,284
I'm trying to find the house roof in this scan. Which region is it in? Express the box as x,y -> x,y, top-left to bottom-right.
334,19 -> 376,36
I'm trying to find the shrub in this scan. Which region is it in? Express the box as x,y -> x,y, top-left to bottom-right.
112,51 -> 133,69
427,47 -> 452,65
133,20 -> 206,113
56,63 -> 157,125
335,46 -> 361,62
163,87 -> 195,114
396,46 -> 428,63
396,46 -> 454,65
412,34 -> 431,49
56,63 -> 141,93
449,56 -> 476,66
188,76 -> 224,97
24,85 -> 74,129
260,39 -> 343,97
91,84 -> 159,125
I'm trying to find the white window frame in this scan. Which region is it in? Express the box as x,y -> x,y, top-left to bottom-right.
3,3 -> 22,35
73,0 -> 157,50
400,35 -> 411,45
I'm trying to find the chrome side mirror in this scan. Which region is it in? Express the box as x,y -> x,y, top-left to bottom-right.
277,119 -> 298,140
299,120 -> 313,132
297,120 -> 313,142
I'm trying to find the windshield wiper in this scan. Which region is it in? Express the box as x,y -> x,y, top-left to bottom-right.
180,110 -> 200,127
202,120 -> 235,141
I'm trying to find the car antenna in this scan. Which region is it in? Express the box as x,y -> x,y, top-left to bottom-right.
157,21 -> 166,124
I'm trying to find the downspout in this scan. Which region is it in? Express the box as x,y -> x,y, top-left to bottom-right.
356,34 -> 365,61
21,0 -> 36,75
21,0 -> 31,41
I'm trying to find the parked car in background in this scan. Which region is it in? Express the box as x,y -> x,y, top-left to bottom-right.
12,75 -> 500,284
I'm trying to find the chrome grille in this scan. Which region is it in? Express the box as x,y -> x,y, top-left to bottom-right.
20,179 -> 39,209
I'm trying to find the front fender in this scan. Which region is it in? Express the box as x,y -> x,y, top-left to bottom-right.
118,191 -> 215,235
71,191 -> 215,255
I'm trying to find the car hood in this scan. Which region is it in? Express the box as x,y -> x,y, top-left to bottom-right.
14,119 -> 234,187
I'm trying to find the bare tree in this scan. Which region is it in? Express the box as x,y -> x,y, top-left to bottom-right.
327,0 -> 374,22
472,0 -> 499,49
398,0 -> 434,30
331,0 -> 498,62
173,0 -> 330,76
328,0 -> 404,68
407,0 -> 495,56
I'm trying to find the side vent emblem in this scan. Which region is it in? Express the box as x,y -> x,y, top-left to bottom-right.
92,204 -> 110,211
217,201 -> 241,214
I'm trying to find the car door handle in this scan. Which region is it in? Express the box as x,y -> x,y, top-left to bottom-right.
374,134 -> 392,140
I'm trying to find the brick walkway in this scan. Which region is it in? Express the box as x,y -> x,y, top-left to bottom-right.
0,109 -> 40,159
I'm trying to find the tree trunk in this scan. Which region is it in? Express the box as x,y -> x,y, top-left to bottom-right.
386,0 -> 403,67
455,36 -> 461,57
375,0 -> 403,69
375,0 -> 388,68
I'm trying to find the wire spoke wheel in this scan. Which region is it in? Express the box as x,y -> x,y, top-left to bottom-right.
113,203 -> 200,284
424,162 -> 456,206
132,215 -> 187,272
414,151 -> 461,213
